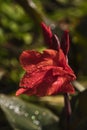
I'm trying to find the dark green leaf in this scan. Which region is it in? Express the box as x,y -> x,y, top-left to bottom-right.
0,94 -> 59,130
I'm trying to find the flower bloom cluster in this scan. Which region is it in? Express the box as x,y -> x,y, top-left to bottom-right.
16,22 -> 76,96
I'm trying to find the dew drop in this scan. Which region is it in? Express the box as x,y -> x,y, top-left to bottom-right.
33,120 -> 40,125
9,105 -> 14,110
14,107 -> 20,114
35,110 -> 39,115
31,115 -> 35,120
25,113 -> 29,117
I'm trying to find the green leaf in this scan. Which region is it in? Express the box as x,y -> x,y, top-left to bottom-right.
0,94 -> 59,130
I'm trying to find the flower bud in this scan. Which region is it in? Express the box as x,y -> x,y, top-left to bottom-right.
60,30 -> 70,56
51,34 -> 60,51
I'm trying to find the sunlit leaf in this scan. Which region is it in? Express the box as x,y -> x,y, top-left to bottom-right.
0,94 -> 59,130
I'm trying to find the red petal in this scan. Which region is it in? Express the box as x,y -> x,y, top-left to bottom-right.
17,66 -> 75,96
46,77 -> 65,95
43,49 -> 58,59
42,49 -> 73,76
20,49 -> 59,72
17,68 -> 57,96
57,49 -> 67,67
46,70 -> 75,95
20,50 -> 42,71
34,69 -> 58,96
41,22 -> 52,47
58,49 -> 76,79
46,76 -> 67,95
60,83 -> 75,94
19,70 -> 47,88
16,88 -> 27,96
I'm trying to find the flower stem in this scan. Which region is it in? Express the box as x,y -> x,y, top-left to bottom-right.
64,93 -> 72,130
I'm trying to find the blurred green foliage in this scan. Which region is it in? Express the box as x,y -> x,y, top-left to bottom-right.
0,0 -> 87,130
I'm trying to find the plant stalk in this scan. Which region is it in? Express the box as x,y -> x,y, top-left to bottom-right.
64,93 -> 72,130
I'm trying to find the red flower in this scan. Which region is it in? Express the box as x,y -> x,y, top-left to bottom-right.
16,48 -> 76,96
16,22 -> 76,96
